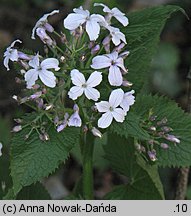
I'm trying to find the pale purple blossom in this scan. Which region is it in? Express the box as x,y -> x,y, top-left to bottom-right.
91,51 -> 127,86
31,10 -> 59,39
36,27 -> 55,46
107,26 -> 127,46
68,105 -> 82,127
165,134 -> 180,144
3,39 -> 22,71
96,89 -> 126,128
57,113 -> 69,132
94,3 -> 129,26
68,69 -> 102,101
64,6 -> 105,41
24,54 -> 60,88
120,90 -> 135,113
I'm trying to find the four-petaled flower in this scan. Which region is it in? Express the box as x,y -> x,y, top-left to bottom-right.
94,3 -> 129,26
68,69 -> 102,101
3,39 -> 22,71
24,54 -> 60,88
32,10 -> 59,39
96,88 -> 126,128
64,6 -> 105,41
91,51 -> 127,86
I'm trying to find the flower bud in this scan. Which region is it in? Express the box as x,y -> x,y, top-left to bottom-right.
149,115 -> 157,121
114,43 -> 125,53
45,104 -> 53,110
73,104 -> 79,112
161,126 -> 173,133
60,56 -> 66,63
0,143 -> 3,157
18,51 -> 32,61
91,45 -> 100,55
83,125 -> 88,133
122,80 -> 133,87
36,27 -> 54,46
30,91 -> 42,100
148,150 -> 157,161
19,60 -> 30,70
15,77 -> 22,84
157,117 -> 168,126
33,84 -> 40,90
165,134 -> 180,144
60,32 -> 68,44
44,23 -> 54,33
149,126 -> 156,132
102,36 -> 111,53
12,95 -> 18,101
91,127 -> 102,138
119,51 -> 130,59
12,125 -> 22,133
160,143 -> 169,149
14,118 -> 22,124
36,98 -> 44,109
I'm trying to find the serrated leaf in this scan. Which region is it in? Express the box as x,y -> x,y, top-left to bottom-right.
124,5 -> 183,92
104,134 -> 164,200
110,112 -> 150,140
132,94 -> 191,167
11,116 -> 80,195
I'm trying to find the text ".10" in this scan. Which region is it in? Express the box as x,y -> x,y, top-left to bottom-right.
176,204 -> 188,213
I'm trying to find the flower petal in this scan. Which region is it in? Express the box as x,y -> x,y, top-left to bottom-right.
41,58 -> 60,71
71,69 -> 86,86
73,6 -> 90,16
108,65 -> 123,86
10,39 -> 22,48
94,3 -> 111,13
64,13 -> 86,30
98,112 -> 113,128
120,90 -> 135,112
86,71 -> 102,87
95,101 -> 110,112
84,87 -> 100,101
9,49 -> 19,61
68,111 -> 82,127
3,56 -> 10,71
112,108 -> 126,122
91,55 -> 111,69
86,20 -> 100,41
29,54 -> 40,68
38,69 -> 56,88
24,69 -> 39,88
106,51 -> 118,61
68,86 -> 84,100
109,88 -> 124,108
112,8 -> 129,26
115,57 -> 127,72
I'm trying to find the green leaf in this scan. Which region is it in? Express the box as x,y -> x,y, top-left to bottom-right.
4,183 -> 51,200
124,5 -> 183,92
132,94 -> 191,167
104,134 -> 164,199
10,116 -> 80,195
110,112 -> 150,140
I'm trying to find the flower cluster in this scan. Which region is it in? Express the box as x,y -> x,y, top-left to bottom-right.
3,4 -> 135,138
136,112 -> 180,162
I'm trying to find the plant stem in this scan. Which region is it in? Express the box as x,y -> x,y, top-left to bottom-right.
82,132 -> 95,199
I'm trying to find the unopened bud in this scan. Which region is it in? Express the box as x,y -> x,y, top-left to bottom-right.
160,143 -> 169,149
30,91 -> 42,100
91,127 -> 102,138
148,150 -> 157,161
91,44 -> 100,55
44,23 -> 54,33
60,56 -> 66,62
60,32 -> 68,44
36,98 -> 44,109
119,51 -> 130,59
12,95 -> 18,101
122,80 -> 132,87
15,77 -> 22,84
20,69 -> 26,75
161,126 -> 173,133
149,115 -> 157,121
36,27 -> 54,46
45,104 -> 53,110
14,118 -> 22,124
33,84 -> 40,90
149,126 -> 156,132
83,125 -> 88,133
80,55 -> 86,62
165,134 -> 180,144
157,117 -> 168,126
12,125 -> 22,133
114,43 -> 125,53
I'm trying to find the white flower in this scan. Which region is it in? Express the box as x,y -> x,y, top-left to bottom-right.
96,88 -> 126,128
3,39 -> 22,71
68,69 -> 102,101
68,105 -> 82,127
91,51 -> 127,86
0,143 -> 2,157
24,54 -> 60,88
32,10 -> 59,39
94,3 -> 129,26
120,90 -> 135,113
64,6 -> 105,41
107,26 -> 127,46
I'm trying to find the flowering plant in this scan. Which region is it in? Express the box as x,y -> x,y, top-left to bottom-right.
2,3 -> 190,200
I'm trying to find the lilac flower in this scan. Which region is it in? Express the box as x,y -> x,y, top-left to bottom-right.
107,26 -> 127,46
31,10 -> 59,39
94,3 -> 129,26
68,70 -> 102,101
36,27 -> 55,46
120,90 -> 135,113
64,6 -> 105,41
148,150 -> 157,161
165,134 -> 180,144
68,105 -> 82,127
3,39 -> 22,71
96,89 -> 126,128
91,51 -> 127,86
12,125 -> 22,133
24,54 -> 60,88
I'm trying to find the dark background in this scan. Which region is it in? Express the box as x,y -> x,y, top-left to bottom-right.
0,0 -> 191,199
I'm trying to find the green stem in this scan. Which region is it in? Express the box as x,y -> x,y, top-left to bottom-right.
82,132 -> 95,200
